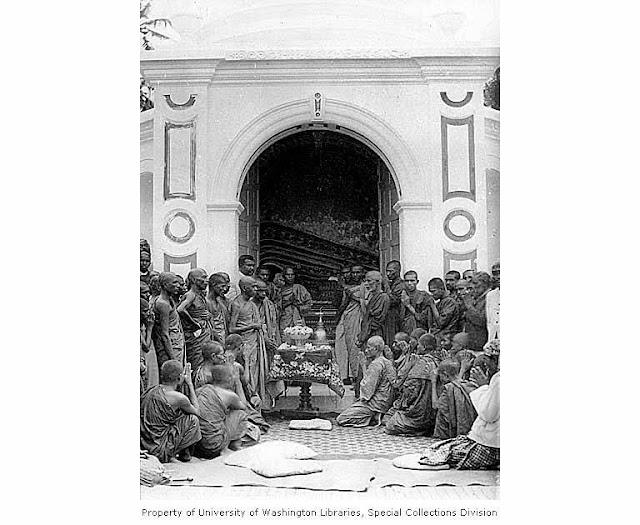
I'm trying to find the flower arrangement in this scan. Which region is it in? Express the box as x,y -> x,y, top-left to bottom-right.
284,325 -> 313,338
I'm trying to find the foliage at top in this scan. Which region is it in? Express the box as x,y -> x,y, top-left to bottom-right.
483,67 -> 500,111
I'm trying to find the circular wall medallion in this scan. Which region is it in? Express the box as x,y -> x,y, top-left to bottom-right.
164,211 -> 196,244
443,209 -> 476,242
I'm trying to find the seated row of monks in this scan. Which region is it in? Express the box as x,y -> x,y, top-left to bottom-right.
336,333 -> 500,469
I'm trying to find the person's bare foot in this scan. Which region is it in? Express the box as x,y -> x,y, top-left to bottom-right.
228,440 -> 243,451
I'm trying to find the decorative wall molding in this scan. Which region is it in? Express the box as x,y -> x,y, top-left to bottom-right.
443,209 -> 476,242
440,91 -> 473,107
443,249 -> 477,273
206,201 -> 245,215
164,252 -> 197,272
164,210 -> 196,244
164,120 -> 196,200
392,200 -> 433,214
140,58 -> 221,85
311,92 -> 324,120
485,115 -> 500,141
163,94 -> 197,110
225,49 -> 413,61
441,115 -> 476,202
416,56 -> 499,81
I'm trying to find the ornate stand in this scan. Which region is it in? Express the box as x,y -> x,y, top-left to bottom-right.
297,382 -> 314,411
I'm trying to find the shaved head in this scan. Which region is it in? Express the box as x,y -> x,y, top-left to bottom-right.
452,332 -> 470,346
367,336 -> 385,349
160,359 -> 183,384
365,271 -> 382,281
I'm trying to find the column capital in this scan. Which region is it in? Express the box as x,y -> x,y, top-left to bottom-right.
206,201 -> 245,215
392,200 -> 433,215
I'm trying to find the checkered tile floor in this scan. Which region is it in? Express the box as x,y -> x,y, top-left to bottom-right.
262,415 -> 437,458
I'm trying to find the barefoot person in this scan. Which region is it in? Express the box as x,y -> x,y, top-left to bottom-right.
151,272 -> 186,370
229,276 -> 269,406
178,268 -> 213,377
140,360 -> 201,463
336,336 -> 396,427
194,365 -> 251,459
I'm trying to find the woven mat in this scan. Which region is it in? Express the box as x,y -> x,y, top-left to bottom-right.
262,417 -> 436,458
164,456 -> 376,492
370,458 -> 499,488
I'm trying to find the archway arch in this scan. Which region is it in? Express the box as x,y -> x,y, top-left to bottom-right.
208,97 -> 428,205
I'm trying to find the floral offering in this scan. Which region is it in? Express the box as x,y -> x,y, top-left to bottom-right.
284,325 -> 314,338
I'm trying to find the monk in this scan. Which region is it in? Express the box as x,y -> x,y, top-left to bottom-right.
385,333 -> 442,436
228,255 -> 257,301
426,277 -> 461,347
207,272 -> 231,344
448,332 -> 477,380
336,336 -> 396,427
444,270 -> 461,295
140,360 -> 201,463
334,271 -> 367,382
253,279 -> 284,407
432,360 -> 478,439
193,341 -> 226,389
400,270 -> 430,334
278,266 -> 313,338
151,272 -> 186,370
486,261 -> 500,342
194,365 -> 251,459
229,276 -> 269,406
383,260 -> 405,345
178,268 -> 213,377
463,272 -> 492,351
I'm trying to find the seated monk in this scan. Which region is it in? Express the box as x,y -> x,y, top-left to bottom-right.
223,334 -> 270,433
409,328 -> 427,354
194,365 -> 251,459
448,332 -> 478,380
193,341 -> 225,389
420,341 -> 500,470
432,360 -> 478,439
385,333 -> 442,436
336,336 -> 396,427
140,360 -> 201,463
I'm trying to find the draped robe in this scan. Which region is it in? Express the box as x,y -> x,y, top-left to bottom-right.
151,297 -> 185,370
180,291 -> 213,376
433,380 -> 478,439
254,296 -> 284,403
334,283 -> 365,379
278,283 -> 312,337
140,385 -> 201,463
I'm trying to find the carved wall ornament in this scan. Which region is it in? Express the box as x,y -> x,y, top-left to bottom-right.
163,94 -> 197,110
443,249 -> 477,274
443,209 -> 476,242
164,210 -> 196,244
441,115 -> 476,202
440,91 -> 473,108
312,92 -> 324,120
164,120 -> 196,201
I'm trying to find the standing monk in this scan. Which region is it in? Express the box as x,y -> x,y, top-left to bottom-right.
401,270 -> 430,334
207,272 -> 231,344
178,268 -> 213,378
463,272 -> 492,352
334,270 -> 366,382
383,260 -> 405,346
278,267 -> 313,338
229,277 -> 269,407
228,255 -> 256,301
253,279 -> 284,407
152,272 -> 186,370
426,277 -> 461,346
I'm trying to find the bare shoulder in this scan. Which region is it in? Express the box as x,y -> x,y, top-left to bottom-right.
164,389 -> 188,407
155,298 -> 172,313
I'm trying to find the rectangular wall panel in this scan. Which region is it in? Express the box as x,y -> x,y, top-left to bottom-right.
441,116 -> 476,201
164,121 -> 196,200
164,252 -> 197,276
443,249 -> 477,274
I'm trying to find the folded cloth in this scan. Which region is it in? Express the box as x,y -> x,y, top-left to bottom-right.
250,458 -> 323,478
224,440 -> 318,468
392,453 -> 450,471
288,419 -> 333,431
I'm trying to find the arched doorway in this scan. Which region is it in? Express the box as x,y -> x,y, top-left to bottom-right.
238,128 -> 400,304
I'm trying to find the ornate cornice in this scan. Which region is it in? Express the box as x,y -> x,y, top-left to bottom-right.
140,58 -> 222,85
415,55 -> 499,81
393,200 -> 433,214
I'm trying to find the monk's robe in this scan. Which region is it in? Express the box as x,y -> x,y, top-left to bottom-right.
359,290 -> 389,344
151,297 -> 185,370
334,283 -> 366,379
401,289 -> 430,334
278,283 -> 312,337
336,355 -> 396,427
433,379 -> 478,439
180,291 -> 213,377
230,296 -> 269,405
207,295 -> 229,344
385,353 -> 442,435
140,385 -> 201,463
193,384 -> 250,458
254,297 -> 284,404
428,295 -> 461,346
464,290 -> 489,351
383,277 -> 406,345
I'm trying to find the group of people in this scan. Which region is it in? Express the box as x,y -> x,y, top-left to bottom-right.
140,247 -> 315,462
334,260 -> 500,470
140,238 -> 500,470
